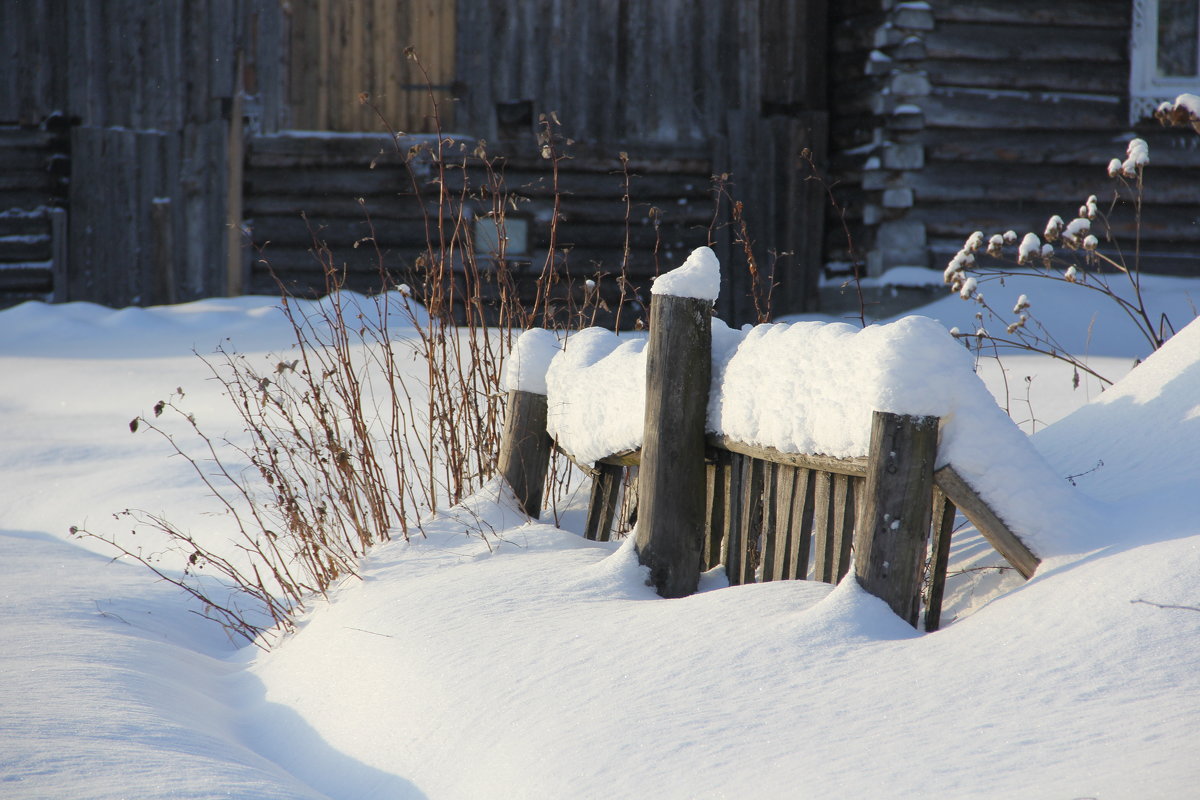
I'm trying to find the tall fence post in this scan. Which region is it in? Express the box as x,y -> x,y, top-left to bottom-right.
635,293 -> 712,598
853,410 -> 939,626
497,389 -> 551,518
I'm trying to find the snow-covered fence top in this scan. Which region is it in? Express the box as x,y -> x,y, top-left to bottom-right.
501,248 -> 1092,566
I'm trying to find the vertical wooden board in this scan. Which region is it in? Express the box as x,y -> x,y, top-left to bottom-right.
736,456 -> 764,583
770,464 -> 795,580
925,489 -> 956,633
584,462 -> 623,542
811,469 -> 836,582
759,461 -> 780,581
833,473 -> 856,581
703,457 -> 727,572
315,0 -> 331,129
786,466 -> 814,580
723,452 -> 746,585
48,207 -> 68,302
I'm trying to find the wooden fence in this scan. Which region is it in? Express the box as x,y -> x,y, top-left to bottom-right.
496,293 -> 1040,630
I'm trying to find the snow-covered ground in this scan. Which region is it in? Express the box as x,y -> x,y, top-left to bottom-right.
2,267 -> 1198,798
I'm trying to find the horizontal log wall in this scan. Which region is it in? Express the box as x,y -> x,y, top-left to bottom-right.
0,127 -> 69,307
828,0 -> 1200,281
242,132 -> 713,322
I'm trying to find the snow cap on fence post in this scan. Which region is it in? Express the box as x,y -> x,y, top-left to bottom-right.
637,247 -> 717,598
650,245 -> 721,301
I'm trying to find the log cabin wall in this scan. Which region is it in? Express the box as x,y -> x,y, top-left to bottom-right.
829,0 -> 1200,290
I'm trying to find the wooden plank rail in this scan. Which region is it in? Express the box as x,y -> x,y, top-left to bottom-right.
933,465 -> 1040,579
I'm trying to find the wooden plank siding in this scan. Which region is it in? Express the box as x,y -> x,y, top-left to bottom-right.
286,0 -> 457,133
827,0 -> 1200,283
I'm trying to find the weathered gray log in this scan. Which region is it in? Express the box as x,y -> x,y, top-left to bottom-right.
933,465 -> 1040,579
584,462 -> 624,542
853,411 -> 940,626
925,489 -> 957,632
635,292 -> 712,598
497,389 -> 551,518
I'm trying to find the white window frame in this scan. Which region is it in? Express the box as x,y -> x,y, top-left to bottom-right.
1130,0 -> 1200,122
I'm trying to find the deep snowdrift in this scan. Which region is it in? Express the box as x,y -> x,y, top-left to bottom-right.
1,284 -> 1198,798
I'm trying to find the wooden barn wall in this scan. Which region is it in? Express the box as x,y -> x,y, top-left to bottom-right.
841,0 -> 1200,282
0,0 -> 289,308
285,0 -> 457,133
456,0 -> 830,319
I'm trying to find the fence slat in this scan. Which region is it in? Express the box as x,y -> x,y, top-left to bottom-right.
724,452 -> 746,585
760,462 -> 780,581
853,411 -> 939,626
703,457 -> 728,571
584,462 -> 623,542
812,470 -> 835,583
767,463 -> 794,581
832,474 -> 856,581
925,488 -> 957,632
785,467 -> 815,580
736,456 -> 765,584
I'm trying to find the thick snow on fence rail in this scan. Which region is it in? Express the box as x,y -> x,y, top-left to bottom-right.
505,248 -> 1098,560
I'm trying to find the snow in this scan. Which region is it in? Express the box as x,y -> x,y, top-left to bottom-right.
1174,92 -> 1200,116
649,244 -> 721,300
3,256 -> 1200,797
500,327 -> 561,395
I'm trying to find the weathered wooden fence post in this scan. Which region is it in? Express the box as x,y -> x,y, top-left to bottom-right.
497,389 -> 551,518
853,410 -> 939,626
635,292 -> 712,598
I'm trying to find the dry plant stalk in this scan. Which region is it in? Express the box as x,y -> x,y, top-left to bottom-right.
75,50 -> 773,646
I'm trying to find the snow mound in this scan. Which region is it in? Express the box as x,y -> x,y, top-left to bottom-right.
650,245 -> 721,301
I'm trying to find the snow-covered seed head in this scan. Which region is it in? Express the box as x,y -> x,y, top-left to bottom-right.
959,276 -> 978,300
1083,234 -> 1099,251
1040,243 -> 1055,268
1044,215 -> 1065,242
1064,265 -> 1078,282
1120,138 -> 1149,178
1107,158 -> 1123,178
1084,195 -> 1099,220
987,234 -> 1004,258
1013,294 -> 1030,313
1018,232 -> 1041,265
1063,217 -> 1091,247
964,231 -> 985,253
1003,230 -> 1018,245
